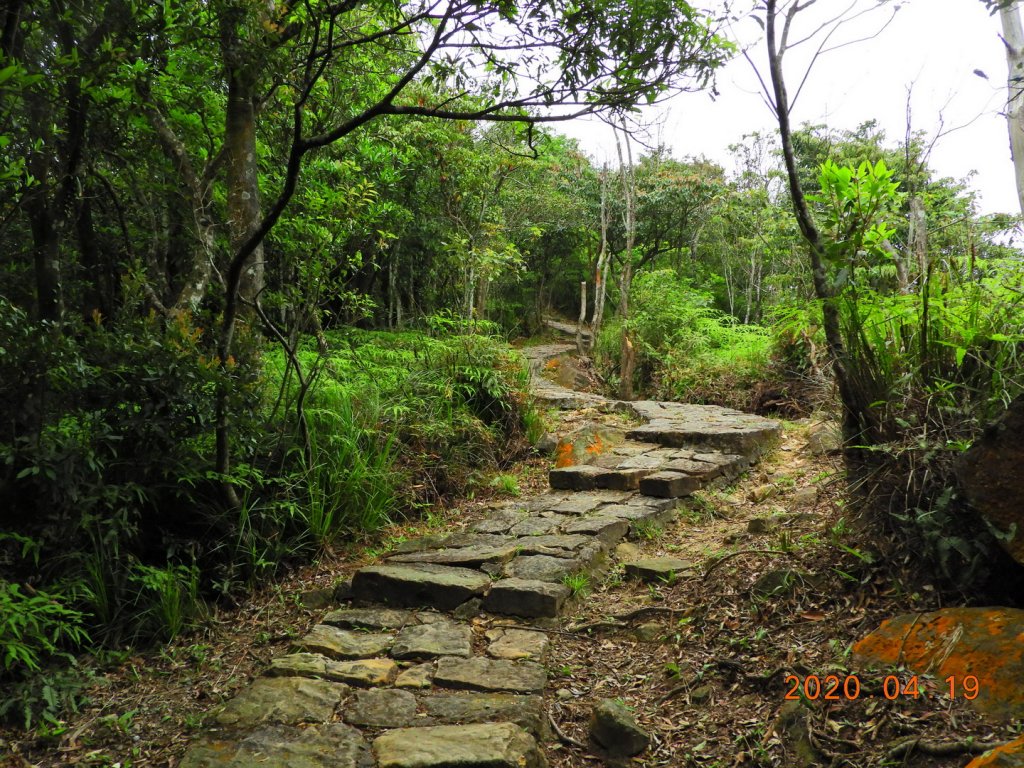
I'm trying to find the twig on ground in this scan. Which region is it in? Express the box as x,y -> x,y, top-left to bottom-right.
886,737 -> 1004,760
702,549 -> 800,581
549,712 -> 588,749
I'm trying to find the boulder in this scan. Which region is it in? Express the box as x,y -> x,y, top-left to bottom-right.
958,395 -> 1024,565
966,735 -> 1024,767
588,698 -> 649,757
852,607 -> 1024,718
553,425 -> 626,468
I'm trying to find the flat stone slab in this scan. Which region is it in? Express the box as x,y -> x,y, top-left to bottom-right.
549,464 -> 604,491
421,693 -> 545,735
486,628 -> 550,660
513,534 -> 593,554
434,656 -> 546,693
509,515 -> 566,536
266,653 -> 398,687
214,677 -> 348,729
387,543 -> 519,567
392,621 -> 472,660
395,663 -> 434,689
504,554 -> 579,582
321,607 -> 414,631
471,508 -> 530,534
351,563 -> 490,611
345,688 -> 418,728
626,410 -> 781,457
640,470 -> 703,498
181,723 -> 369,768
294,625 -> 393,660
562,516 -> 630,545
483,578 -> 570,618
374,723 -> 545,768
624,557 -> 695,583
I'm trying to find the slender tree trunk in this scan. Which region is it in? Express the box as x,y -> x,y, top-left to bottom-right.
1001,2 -> 1024,215
614,124 -> 637,400
766,0 -> 879,445
591,165 -> 611,345
222,9 -> 264,306
576,281 -> 587,355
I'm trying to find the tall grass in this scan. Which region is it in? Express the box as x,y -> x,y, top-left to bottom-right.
263,326 -> 537,546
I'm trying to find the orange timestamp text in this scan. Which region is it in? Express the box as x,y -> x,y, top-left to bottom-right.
784,674 -> 981,701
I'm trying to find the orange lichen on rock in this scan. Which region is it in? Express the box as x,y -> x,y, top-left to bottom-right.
554,441 -> 576,468
545,358 -> 560,370
585,434 -> 606,455
965,734 -> 1024,767
852,607 -> 1024,719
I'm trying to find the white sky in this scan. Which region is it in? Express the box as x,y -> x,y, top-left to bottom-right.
556,0 -> 1017,214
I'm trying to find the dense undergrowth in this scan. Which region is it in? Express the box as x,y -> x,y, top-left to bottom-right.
594,269 -> 776,411
0,306 -> 537,728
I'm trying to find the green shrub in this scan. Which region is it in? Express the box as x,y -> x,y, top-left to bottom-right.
595,270 -> 773,408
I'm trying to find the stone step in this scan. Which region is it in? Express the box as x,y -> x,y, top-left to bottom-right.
351,563 -> 491,611
374,723 -> 545,768
625,401 -> 781,457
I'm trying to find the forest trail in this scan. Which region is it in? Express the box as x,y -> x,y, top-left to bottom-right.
176,322 -> 783,767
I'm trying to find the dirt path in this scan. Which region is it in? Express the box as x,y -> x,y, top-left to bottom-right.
173,327 -> 784,767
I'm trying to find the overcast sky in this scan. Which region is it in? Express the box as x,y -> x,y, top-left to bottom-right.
556,0 -> 1017,214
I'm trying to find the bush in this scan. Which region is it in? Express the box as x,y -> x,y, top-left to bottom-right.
595,270 -> 773,408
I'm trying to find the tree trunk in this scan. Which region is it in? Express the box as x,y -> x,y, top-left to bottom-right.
614,124 -> 636,401
576,281 -> 587,355
1001,2 -> 1024,215
222,8 -> 264,306
766,0 -> 879,445
591,165 -> 611,346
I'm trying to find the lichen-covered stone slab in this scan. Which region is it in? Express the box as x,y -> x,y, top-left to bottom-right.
852,607 -> 1024,718
623,557 -> 694,583
293,625 -> 393,660
434,656 -> 546,693
350,563 -> 490,610
639,470 -> 702,498
214,677 -> 348,729
180,723 -> 370,768
373,723 -> 546,768
321,607 -> 414,631
344,688 -> 418,728
392,621 -> 472,660
504,554 -> 579,582
395,663 -> 434,689
386,543 -> 519,567
266,653 -> 398,687
482,578 -> 570,618
420,693 -> 545,736
486,628 -> 550,660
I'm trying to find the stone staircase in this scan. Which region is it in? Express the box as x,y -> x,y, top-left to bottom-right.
179,335 -> 781,768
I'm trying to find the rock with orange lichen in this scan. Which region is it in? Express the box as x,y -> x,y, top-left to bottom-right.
553,425 -> 625,468
966,735 -> 1024,767
958,394 -> 1024,566
852,607 -> 1024,719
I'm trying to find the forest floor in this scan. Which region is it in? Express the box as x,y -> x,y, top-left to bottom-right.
1,338 -> 1018,768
